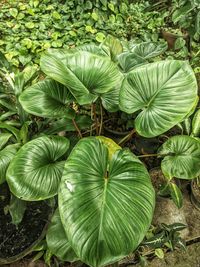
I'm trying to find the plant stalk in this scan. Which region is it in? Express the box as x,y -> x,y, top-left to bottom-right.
72,118 -> 82,138
118,128 -> 136,145
92,103 -> 99,135
99,101 -> 103,135
138,153 -> 159,158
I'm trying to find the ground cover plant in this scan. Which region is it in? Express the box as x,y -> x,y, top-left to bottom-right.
0,1 -> 200,266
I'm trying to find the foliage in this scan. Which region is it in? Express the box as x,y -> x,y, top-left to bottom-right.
0,6 -> 199,263
0,0 -> 167,67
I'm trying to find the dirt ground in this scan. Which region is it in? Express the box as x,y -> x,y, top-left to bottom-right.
134,242 -> 200,267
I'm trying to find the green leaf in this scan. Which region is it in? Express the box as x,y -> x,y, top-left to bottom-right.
59,137 -> 155,267
101,84 -> 121,112
19,79 -> 75,119
77,43 -> 110,57
169,182 -> 183,208
131,42 -> 167,59
52,11 -> 61,20
0,123 -> 20,142
155,248 -> 164,259
174,38 -> 186,50
159,135 -> 200,179
45,115 -> 92,135
46,209 -> 78,261
102,35 -> 123,61
7,135 -> 70,201
0,133 -> 12,150
118,52 -> 147,72
96,136 -> 121,160
119,61 -> 198,137
9,8 -> 18,18
142,232 -> 167,248
191,109 -> 200,137
25,22 -> 35,29
0,144 -> 19,185
0,51 -> 11,70
9,194 -> 26,225
40,51 -> 121,105
96,32 -> 106,43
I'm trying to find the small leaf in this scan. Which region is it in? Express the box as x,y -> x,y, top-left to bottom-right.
143,232 -> 167,249
25,22 -> 35,29
169,182 -> 183,209
9,194 -> 26,226
159,135 -> 200,179
46,209 -> 78,261
9,8 -> 18,18
0,133 -> 12,150
191,109 -> 200,137
155,248 -> 164,259
96,32 -> 106,42
52,11 -> 61,20
174,38 -> 186,50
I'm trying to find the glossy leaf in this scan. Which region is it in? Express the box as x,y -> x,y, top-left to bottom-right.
131,42 -> 167,59
40,51 -> 122,105
19,79 -> 75,119
7,136 -> 70,201
159,135 -> 200,179
118,52 -> 147,72
46,209 -> 78,261
9,194 -> 26,225
191,109 -> 200,137
102,35 -> 123,61
0,144 -> 19,184
120,61 -> 198,137
59,137 -> 155,267
96,136 -> 121,160
0,133 -> 12,150
169,182 -> 183,208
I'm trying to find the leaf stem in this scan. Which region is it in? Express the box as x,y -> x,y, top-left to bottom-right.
118,128 -> 136,145
92,103 -> 99,135
138,153 -> 159,158
72,118 -> 82,139
99,101 -> 103,135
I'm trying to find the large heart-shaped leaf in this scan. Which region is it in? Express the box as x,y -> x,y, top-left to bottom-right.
118,52 -> 147,72
59,137 -> 155,267
40,51 -> 122,105
131,42 -> 167,59
7,135 -> 70,201
120,61 -> 198,137
46,209 -> 78,261
19,79 -> 75,119
158,135 -> 200,179
0,144 -> 19,185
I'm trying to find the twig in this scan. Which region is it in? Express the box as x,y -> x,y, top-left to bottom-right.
118,129 -> 136,145
99,101 -> 103,135
72,118 -> 82,138
92,103 -> 98,135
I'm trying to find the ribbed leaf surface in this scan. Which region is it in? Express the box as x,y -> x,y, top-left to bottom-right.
120,61 -> 198,137
40,51 -> 122,105
46,209 -> 77,261
19,79 -> 75,119
59,137 -> 155,267
131,42 -> 167,59
0,144 -> 19,184
159,135 -> 200,179
7,136 -> 69,200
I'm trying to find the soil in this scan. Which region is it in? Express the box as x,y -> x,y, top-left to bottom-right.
134,242 -> 200,267
191,179 -> 200,211
0,183 -> 52,262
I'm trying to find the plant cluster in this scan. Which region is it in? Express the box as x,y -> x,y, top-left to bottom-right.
0,0 -> 167,67
0,34 -> 199,266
